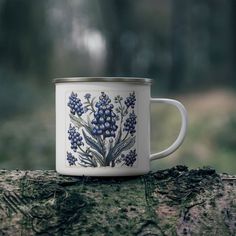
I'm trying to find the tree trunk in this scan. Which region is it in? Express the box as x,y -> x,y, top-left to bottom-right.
98,0 -> 133,76
169,0 -> 188,92
0,166 -> 235,235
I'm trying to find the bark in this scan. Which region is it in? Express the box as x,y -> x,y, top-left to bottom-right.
0,166 -> 235,236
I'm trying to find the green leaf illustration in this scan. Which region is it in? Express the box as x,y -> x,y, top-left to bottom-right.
115,127 -> 122,144
70,114 -> 85,129
79,154 -> 98,167
89,150 -> 105,166
106,136 -> 135,164
113,136 -> 135,158
82,129 -> 104,157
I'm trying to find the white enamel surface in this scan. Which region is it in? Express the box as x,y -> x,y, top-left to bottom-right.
150,98 -> 188,160
55,81 -> 188,176
55,82 -> 150,176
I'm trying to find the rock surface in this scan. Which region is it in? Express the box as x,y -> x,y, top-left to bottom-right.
0,166 -> 235,235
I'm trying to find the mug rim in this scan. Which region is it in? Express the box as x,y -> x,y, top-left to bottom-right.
53,77 -> 152,85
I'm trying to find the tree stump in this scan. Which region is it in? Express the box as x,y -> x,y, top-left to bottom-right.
0,166 -> 235,235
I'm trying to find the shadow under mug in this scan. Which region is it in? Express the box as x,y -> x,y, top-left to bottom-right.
54,77 -> 188,176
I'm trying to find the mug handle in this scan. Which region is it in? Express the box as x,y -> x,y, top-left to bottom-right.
150,98 -> 188,161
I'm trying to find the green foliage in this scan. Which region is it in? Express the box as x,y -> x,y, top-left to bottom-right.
0,0 -> 52,77
150,91 -> 236,174
215,115 -> 236,151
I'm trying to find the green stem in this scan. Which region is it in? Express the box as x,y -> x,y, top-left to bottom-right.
77,146 -> 92,157
118,100 -> 125,122
117,100 -> 126,143
122,132 -> 129,142
87,98 -> 96,113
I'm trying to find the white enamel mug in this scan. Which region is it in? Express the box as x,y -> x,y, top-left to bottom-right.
54,77 -> 188,176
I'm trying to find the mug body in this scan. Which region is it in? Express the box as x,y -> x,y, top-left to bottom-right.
55,78 -> 152,176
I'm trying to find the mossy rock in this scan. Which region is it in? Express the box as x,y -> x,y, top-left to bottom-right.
0,166 -> 235,235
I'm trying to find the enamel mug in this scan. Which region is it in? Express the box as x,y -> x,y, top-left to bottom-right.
54,77 -> 188,176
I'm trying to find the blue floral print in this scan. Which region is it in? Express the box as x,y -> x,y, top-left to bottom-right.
68,92 -> 84,116
67,152 -> 77,166
67,91 -> 137,167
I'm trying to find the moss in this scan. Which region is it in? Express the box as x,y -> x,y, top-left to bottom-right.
17,176 -> 96,235
120,207 -> 128,213
0,167 -> 235,235
210,199 -> 216,207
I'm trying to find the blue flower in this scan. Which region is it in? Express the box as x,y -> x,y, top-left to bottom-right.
123,110 -> 137,136
67,152 -> 77,166
91,92 -> 118,138
122,149 -> 137,167
68,92 -> 84,116
84,93 -> 91,99
125,91 -> 136,109
68,124 -> 84,151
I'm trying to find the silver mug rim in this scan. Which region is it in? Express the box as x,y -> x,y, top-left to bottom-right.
53,77 -> 152,85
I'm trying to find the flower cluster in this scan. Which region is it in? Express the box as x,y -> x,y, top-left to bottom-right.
121,149 -> 137,167
68,92 -> 84,116
67,152 -> 77,166
125,91 -> 136,109
91,92 -> 118,138
123,110 -> 137,136
67,91 -> 138,167
68,124 -> 84,151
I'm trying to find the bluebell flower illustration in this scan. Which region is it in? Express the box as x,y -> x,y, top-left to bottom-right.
68,124 -> 84,151
67,91 -> 137,167
121,149 -> 137,167
68,92 -> 84,116
123,110 -> 137,136
84,93 -> 91,99
91,92 -> 118,138
125,91 -> 136,109
67,152 -> 77,166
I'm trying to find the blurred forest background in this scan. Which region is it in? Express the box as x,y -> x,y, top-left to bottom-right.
0,0 -> 235,173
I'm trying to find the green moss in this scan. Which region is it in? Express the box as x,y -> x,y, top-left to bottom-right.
210,199 -> 216,207
1,167 -> 234,235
